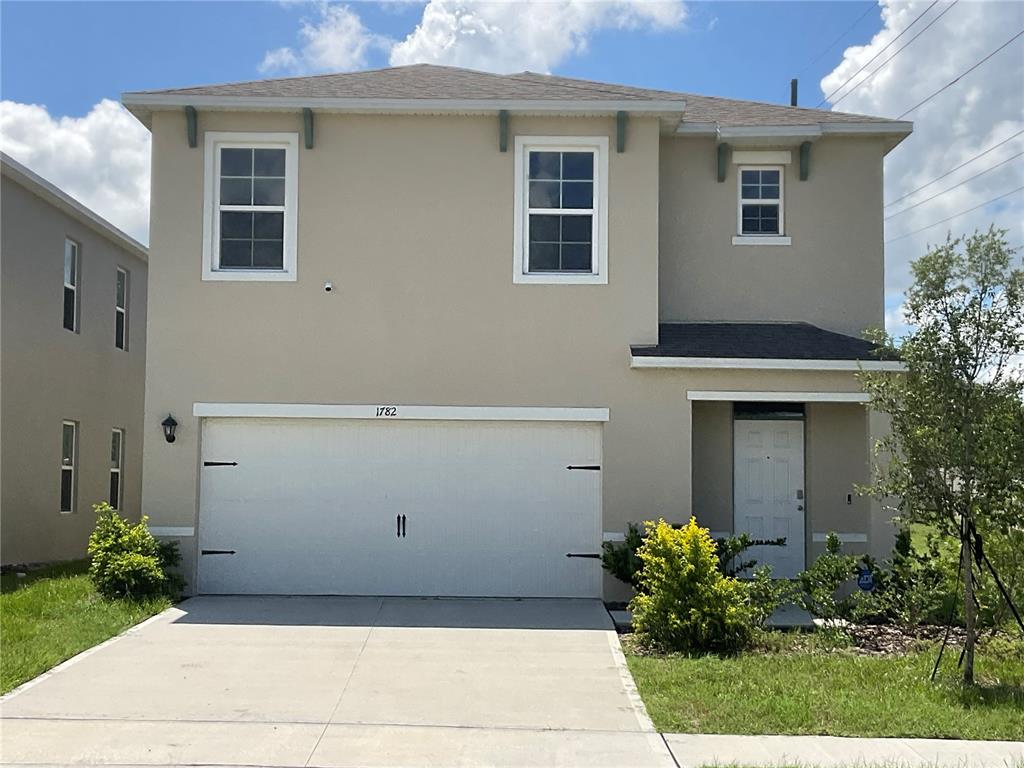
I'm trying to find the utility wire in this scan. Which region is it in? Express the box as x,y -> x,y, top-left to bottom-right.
885,185 -> 1024,244
885,152 -> 1023,220
818,0 -> 940,107
898,30 -> 1024,118
886,129 -> 1024,207
795,2 -> 878,79
831,1 -> 960,108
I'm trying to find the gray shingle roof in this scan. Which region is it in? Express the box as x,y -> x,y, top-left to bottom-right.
631,322 -> 893,360
124,64 -> 897,128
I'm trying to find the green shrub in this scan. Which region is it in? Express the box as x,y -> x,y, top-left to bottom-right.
601,522 -> 645,590
796,532 -> 858,623
747,564 -> 795,628
714,532 -> 786,577
87,503 -> 181,599
630,518 -> 754,654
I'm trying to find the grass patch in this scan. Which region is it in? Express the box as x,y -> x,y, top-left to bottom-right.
1,560 -> 170,694
626,632 -> 1024,739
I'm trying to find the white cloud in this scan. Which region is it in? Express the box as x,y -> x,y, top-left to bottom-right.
261,1 -> 686,76
820,0 -> 1024,334
389,0 -> 686,73
259,3 -> 382,74
0,99 -> 151,244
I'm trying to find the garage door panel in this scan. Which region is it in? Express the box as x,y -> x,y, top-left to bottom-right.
198,417 -> 601,597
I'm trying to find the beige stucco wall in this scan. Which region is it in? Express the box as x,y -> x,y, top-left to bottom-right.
659,135 -> 886,336
142,109 -> 892,595
1,177 -> 148,564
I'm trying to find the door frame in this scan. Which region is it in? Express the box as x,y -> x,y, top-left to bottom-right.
731,405 -> 807,576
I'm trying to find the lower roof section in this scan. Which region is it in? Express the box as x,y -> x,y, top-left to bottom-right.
631,322 -> 902,371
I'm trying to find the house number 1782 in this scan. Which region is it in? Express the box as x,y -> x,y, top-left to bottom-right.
375,406 -> 398,417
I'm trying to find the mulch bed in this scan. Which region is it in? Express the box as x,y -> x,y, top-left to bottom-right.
848,623 -> 967,655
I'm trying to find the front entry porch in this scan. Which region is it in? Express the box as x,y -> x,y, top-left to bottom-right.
690,391 -> 884,574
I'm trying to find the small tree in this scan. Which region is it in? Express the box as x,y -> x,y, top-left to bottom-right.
860,228 -> 1024,684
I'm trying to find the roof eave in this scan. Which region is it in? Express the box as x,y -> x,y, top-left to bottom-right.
0,152 -> 148,262
121,93 -> 687,127
675,120 -> 913,153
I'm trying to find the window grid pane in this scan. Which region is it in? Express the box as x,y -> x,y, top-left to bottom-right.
217,146 -> 287,271
526,149 -> 596,274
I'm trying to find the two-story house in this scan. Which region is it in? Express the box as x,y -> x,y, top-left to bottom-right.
1,153 -> 148,566
122,64 -> 909,598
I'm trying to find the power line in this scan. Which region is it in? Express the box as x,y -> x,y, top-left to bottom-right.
795,3 -> 878,79
886,129 -> 1024,207
831,1 -> 960,108
817,0 -> 940,107
897,30 -> 1024,119
885,152 -> 1023,219
885,185 -> 1024,244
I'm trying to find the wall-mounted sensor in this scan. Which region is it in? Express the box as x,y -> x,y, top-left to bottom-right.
324,281 -> 333,293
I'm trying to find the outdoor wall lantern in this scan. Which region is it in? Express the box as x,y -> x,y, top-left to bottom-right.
161,414 -> 178,444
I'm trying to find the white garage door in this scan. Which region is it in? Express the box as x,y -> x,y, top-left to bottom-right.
197,417 -> 602,597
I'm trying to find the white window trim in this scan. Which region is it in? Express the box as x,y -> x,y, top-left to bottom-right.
63,238 -> 79,332
110,428 -> 124,510
513,135 -> 609,285
60,420 -> 77,514
202,131 -> 299,282
735,164 -> 788,245
115,267 -> 129,350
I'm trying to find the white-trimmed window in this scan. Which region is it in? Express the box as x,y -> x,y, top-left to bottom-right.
109,428 -> 124,509
513,136 -> 608,284
203,132 -> 298,281
734,166 -> 790,246
63,239 -> 79,332
115,267 -> 129,350
60,421 -> 77,514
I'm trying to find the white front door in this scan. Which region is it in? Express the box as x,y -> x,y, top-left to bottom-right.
733,419 -> 805,579
197,417 -> 602,597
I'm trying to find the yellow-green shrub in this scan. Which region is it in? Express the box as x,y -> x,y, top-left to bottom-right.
630,518 -> 754,653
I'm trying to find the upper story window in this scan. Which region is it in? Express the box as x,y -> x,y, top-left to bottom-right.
115,267 -> 129,350
63,239 -> 79,332
202,132 -> 298,282
733,163 -> 791,246
513,136 -> 608,285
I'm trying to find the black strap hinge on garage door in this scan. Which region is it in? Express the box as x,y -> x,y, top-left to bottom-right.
203,461 -> 238,467
566,465 -> 601,471
201,549 -> 236,555
565,552 -> 601,558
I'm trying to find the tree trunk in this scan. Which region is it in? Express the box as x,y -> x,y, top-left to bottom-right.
963,513 -> 976,685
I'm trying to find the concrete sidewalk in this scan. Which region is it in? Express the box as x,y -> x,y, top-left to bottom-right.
665,733 -> 1024,767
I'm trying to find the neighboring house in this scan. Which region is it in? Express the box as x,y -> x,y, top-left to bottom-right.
122,64 -> 909,598
1,153 -> 148,566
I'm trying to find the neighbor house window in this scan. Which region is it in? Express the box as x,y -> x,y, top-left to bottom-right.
115,268 -> 129,350
513,136 -> 608,285
738,167 -> 783,235
202,132 -> 298,282
63,239 -> 79,332
60,421 -> 77,513
109,429 -> 124,509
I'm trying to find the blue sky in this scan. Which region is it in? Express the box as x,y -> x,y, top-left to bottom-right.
2,1 -> 1021,334
2,1 -> 881,116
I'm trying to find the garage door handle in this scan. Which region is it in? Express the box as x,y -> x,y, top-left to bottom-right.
203,461 -> 238,467
201,549 -> 236,555
566,465 -> 600,471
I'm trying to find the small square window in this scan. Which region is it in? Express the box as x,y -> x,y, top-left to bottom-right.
737,166 -> 784,237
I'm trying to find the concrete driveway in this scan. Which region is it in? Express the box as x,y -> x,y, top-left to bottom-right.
0,596 -> 673,767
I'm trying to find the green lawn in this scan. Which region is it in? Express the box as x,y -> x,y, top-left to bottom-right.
626,634 -> 1024,740
1,561 -> 170,694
